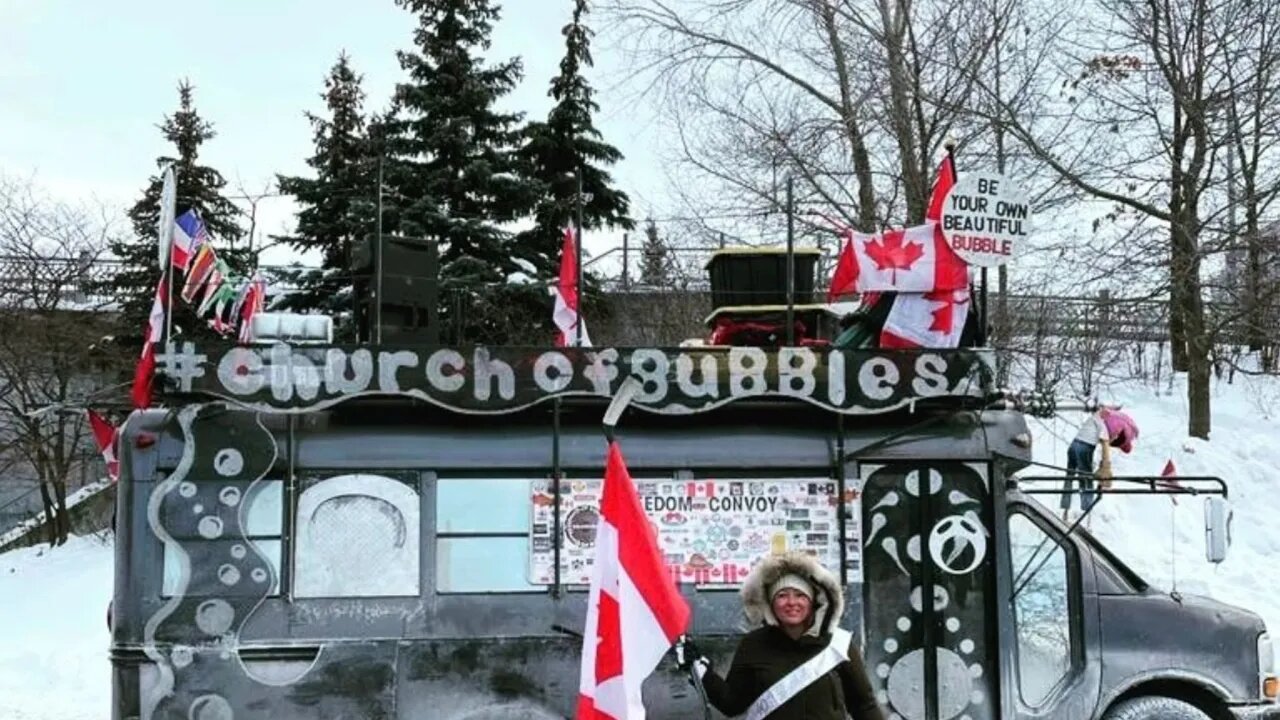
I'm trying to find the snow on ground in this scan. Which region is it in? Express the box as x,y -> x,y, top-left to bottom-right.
0,363 -> 1277,719
0,479 -> 111,548
0,533 -> 113,720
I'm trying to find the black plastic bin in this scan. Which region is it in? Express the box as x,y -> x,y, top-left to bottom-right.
706,247 -> 822,309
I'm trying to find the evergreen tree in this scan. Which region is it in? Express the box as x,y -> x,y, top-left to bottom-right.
383,0 -> 540,343
100,80 -> 244,345
640,217 -> 670,286
518,0 -> 633,280
275,52 -> 374,338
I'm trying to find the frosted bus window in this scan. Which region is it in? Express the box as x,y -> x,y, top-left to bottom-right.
294,474 -> 420,598
161,480 -> 283,598
163,540 -> 282,597
242,481 -> 282,535
437,537 -> 540,593
436,479 -> 528,533
434,478 -> 537,593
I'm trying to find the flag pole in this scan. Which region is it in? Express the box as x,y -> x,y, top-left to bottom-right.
575,168 -> 585,348
786,175 -> 795,347
946,140 -> 985,343
159,164 -> 177,345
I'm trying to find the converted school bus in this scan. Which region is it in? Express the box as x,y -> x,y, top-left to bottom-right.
108,248 -> 1277,720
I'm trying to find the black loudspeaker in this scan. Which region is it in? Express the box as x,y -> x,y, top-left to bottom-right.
352,235 -> 440,344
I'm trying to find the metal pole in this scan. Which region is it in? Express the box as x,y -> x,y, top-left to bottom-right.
621,232 -> 630,291
375,155 -> 384,345
786,176 -> 796,346
576,169 -> 585,347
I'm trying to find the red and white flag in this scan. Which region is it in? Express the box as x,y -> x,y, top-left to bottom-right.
881,289 -> 971,349
831,224 -> 968,295
577,442 -> 690,719
1158,459 -> 1182,505
926,153 -> 956,222
87,410 -> 119,482
237,274 -> 266,343
552,227 -> 591,347
131,277 -> 168,409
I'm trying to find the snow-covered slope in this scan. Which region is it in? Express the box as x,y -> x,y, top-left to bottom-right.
1024,366 -> 1280,636
0,534 -> 112,720
0,367 -> 1277,720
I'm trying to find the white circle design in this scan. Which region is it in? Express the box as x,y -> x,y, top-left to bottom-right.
897,617 -> 911,632
960,639 -> 975,654
189,694 -> 234,720
179,482 -> 197,498
230,544 -> 246,559
946,617 -> 961,632
213,448 -> 244,477
171,645 -> 193,668
194,599 -> 234,636
218,487 -> 241,507
885,638 -> 899,653
217,564 -> 241,586
928,515 -> 987,575
197,516 -> 224,540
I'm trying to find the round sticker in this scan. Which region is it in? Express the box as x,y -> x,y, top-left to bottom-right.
940,172 -> 1029,267
564,506 -> 599,548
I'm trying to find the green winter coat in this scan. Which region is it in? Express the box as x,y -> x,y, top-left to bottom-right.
699,550 -> 886,720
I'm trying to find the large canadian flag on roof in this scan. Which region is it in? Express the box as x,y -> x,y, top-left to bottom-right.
880,289 -> 971,348
830,223 -> 968,296
577,442 -> 690,719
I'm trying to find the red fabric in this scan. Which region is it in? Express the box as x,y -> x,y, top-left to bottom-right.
708,318 -> 809,347
828,234 -> 858,301
601,441 -> 690,641
87,410 -> 119,482
926,154 -> 956,222
131,278 -> 167,409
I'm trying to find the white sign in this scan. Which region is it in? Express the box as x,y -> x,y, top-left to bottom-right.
939,172 -> 1029,267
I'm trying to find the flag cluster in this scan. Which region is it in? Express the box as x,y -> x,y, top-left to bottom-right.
828,154 -> 972,349
132,187 -> 267,409
172,210 -> 266,339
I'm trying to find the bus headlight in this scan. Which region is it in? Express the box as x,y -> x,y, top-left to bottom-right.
1260,632 -> 1277,700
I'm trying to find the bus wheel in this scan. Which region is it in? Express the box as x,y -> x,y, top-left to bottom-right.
1104,696 -> 1211,720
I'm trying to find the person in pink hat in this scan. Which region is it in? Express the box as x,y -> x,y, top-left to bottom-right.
1061,406 -> 1139,521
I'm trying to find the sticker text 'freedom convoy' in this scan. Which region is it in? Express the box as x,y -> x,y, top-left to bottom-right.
156,343 -> 990,414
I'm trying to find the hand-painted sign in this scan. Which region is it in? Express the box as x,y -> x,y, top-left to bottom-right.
157,343 -> 993,414
940,172 -> 1029,266
529,477 -> 862,587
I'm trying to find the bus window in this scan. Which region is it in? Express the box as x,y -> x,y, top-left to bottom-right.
1009,512 -> 1077,706
293,473 -> 420,598
436,478 -> 540,593
162,479 -> 284,597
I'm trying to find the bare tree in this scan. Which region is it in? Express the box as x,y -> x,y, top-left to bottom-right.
0,174 -> 118,546
975,0 -> 1280,437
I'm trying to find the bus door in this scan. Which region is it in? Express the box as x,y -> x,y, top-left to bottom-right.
860,461 -> 997,720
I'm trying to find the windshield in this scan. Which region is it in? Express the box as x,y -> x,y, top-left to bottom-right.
1011,494 -> 1148,594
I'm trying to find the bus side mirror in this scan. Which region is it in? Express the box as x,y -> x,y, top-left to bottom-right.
1204,496 -> 1232,564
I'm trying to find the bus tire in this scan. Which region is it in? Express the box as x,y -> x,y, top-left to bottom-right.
1103,696 -> 1211,720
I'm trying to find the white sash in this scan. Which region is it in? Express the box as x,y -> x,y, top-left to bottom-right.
741,627 -> 853,720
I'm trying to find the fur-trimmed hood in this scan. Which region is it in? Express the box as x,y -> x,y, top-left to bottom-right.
740,551 -> 845,638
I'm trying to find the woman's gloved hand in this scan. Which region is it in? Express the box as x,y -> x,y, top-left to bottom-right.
676,637 -> 712,680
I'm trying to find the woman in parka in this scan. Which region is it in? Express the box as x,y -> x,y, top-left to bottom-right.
680,550 -> 886,720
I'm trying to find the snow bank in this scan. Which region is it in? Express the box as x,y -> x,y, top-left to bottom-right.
1022,363 -> 1280,636
0,533 -> 113,720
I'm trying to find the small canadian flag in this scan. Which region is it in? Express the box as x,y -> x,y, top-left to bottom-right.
87,410 -> 119,482
685,481 -> 716,498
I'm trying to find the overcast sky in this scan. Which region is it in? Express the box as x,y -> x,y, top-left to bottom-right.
0,0 -> 669,268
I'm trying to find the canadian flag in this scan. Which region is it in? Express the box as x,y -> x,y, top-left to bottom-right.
131,277 -> 168,409
829,223 -> 968,296
881,289 -> 971,349
87,410 -> 119,482
1158,459 -> 1182,505
577,442 -> 690,719
553,227 -> 591,347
